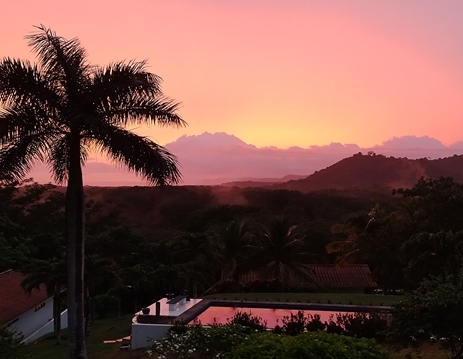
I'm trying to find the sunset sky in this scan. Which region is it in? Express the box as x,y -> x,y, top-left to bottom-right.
1,0 -> 463,150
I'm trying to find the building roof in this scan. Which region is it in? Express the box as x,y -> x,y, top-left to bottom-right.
0,270 -> 49,325
308,265 -> 377,288
224,264 -> 377,289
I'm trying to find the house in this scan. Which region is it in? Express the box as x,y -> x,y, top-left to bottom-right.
0,269 -> 67,343
221,264 -> 378,293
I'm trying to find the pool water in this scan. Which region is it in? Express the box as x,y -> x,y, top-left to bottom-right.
189,306 -> 356,328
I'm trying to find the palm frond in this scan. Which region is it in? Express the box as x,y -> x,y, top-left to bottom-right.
99,95 -> 185,128
25,25 -> 90,90
0,132 -> 51,181
22,258 -> 66,296
325,240 -> 355,254
0,58 -> 59,107
91,60 -> 163,101
334,249 -> 361,266
88,123 -> 181,185
0,108 -> 53,147
47,135 -> 70,184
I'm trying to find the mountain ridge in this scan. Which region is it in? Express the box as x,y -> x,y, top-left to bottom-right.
271,153 -> 463,193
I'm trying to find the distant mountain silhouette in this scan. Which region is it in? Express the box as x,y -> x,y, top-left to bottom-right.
28,132 -> 463,186
163,132 -> 463,185
221,174 -> 307,188
272,153 -> 463,193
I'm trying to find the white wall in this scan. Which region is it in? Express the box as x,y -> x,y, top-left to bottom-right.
131,322 -> 172,350
8,297 -> 54,339
22,309 -> 68,344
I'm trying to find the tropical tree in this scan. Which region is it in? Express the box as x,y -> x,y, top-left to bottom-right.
167,231 -> 221,298
203,220 -> 254,294
251,216 -> 318,290
21,258 -> 66,344
121,263 -> 156,314
394,177 -> 463,233
84,254 -> 117,324
0,26 -> 185,359
401,231 -> 463,287
391,276 -> 463,359
326,210 -> 370,264
216,220 -> 253,283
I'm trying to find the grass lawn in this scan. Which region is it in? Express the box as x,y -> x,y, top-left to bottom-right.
27,315 -> 145,359
203,292 -> 403,306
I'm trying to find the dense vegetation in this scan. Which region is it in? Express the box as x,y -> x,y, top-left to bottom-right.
2,175 -> 463,358
149,310 -> 389,359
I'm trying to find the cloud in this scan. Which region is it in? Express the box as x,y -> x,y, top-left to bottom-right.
27,133 -> 463,186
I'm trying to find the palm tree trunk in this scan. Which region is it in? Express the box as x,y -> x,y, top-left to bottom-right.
66,136 -> 87,359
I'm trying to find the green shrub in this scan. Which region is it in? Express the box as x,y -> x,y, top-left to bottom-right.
336,312 -> 389,342
280,310 -> 306,336
226,310 -> 267,332
0,325 -> 31,359
305,313 -> 326,332
325,315 -> 345,335
149,323 -> 252,359
228,331 -> 389,359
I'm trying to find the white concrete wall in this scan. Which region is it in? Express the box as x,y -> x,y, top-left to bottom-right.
22,309 -> 68,344
131,322 -> 172,350
8,297 -> 54,339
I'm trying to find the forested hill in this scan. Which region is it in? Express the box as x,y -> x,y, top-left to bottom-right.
272,153 -> 463,193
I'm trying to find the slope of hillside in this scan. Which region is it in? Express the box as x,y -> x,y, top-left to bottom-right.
274,153 -> 463,193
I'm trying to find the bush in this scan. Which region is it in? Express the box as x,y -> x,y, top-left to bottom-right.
226,310 -> 267,332
0,325 -> 31,359
305,313 -> 326,332
336,312 -> 388,342
228,331 -> 389,359
149,323 -> 252,359
280,310 -> 306,336
271,310 -> 387,339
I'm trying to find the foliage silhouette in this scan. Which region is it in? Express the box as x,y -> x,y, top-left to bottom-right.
0,25 -> 184,359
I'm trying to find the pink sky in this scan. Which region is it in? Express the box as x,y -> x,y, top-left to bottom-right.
1,1 -> 463,184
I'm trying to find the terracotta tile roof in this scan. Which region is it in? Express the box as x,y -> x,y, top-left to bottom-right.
308,265 -> 377,288
0,270 -> 49,325
224,264 -> 377,288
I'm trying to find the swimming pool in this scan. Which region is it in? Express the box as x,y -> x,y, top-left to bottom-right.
189,306 -> 363,328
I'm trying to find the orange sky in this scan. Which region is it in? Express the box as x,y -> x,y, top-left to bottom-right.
1,0 -> 463,149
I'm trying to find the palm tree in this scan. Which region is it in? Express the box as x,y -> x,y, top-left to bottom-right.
326,204 -> 388,264
22,258 -> 66,344
0,26 -> 185,359
251,216 -> 317,291
219,220 -> 253,281
203,220 -> 253,294
326,211 -> 370,264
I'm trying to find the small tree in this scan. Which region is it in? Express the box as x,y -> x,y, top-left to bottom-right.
0,324 -> 31,359
391,276 -> 463,359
